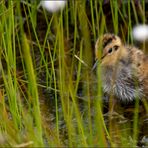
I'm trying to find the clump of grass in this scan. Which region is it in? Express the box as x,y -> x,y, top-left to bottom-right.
0,0 -> 147,147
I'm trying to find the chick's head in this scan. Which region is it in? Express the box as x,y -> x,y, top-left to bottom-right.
95,34 -> 126,66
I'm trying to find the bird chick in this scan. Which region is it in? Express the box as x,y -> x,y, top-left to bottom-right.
95,33 -> 148,102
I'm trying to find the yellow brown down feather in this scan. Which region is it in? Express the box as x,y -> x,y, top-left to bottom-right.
95,33 -> 148,102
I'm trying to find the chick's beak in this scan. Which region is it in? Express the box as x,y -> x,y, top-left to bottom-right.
92,59 -> 99,71
92,52 -> 108,71
100,53 -> 107,60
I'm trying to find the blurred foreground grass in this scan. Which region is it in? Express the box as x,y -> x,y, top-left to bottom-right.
0,0 -> 147,147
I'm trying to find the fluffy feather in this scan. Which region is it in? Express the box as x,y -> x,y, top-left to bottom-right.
95,33 -> 148,102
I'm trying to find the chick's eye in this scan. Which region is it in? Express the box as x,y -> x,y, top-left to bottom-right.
114,45 -> 119,51
108,48 -> 112,53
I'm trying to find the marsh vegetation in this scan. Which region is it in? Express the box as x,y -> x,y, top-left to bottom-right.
0,0 -> 147,147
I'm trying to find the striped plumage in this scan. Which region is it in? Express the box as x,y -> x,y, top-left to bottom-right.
95,33 -> 148,102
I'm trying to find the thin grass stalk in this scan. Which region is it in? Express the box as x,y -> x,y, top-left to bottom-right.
42,15 -> 54,87
65,2 -> 69,39
47,42 -> 60,143
58,10 -> 82,146
127,1 -> 133,44
142,0 -> 145,23
121,1 -> 127,18
110,0 -> 118,34
90,0 -> 96,41
95,63 -> 111,147
96,1 -> 107,35
132,98 -> 139,146
0,1 -> 22,130
86,73 -> 93,146
0,90 -> 7,132
142,0 -> 146,52
56,11 -> 71,146
58,9 -> 88,146
27,4 -> 50,75
78,1 -> 92,67
69,0 -> 74,25
73,1 -> 78,51
95,1 -> 107,35
22,2 -> 36,68
73,40 -> 88,146
118,8 -> 127,29
94,38 -> 111,146
68,81 -> 88,146
74,39 -> 83,95
131,1 -> 139,24
22,35 -> 43,146
70,1 -> 78,80
30,0 -> 37,29
94,0 -> 99,36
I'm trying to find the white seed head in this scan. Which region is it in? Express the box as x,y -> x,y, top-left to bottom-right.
40,0 -> 67,13
133,24 -> 148,41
